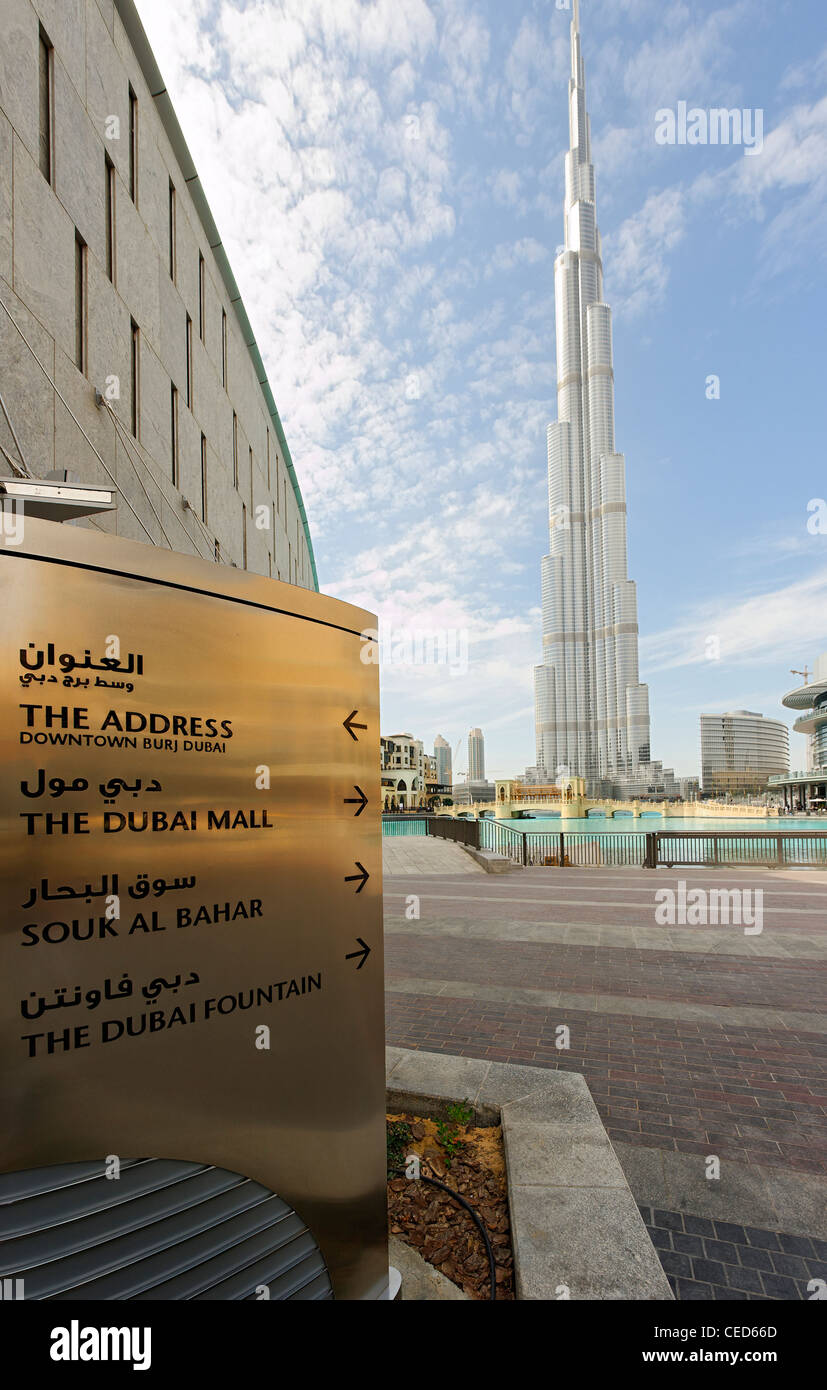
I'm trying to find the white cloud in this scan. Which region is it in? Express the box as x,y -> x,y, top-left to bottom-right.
128,0 -> 822,778
729,95 -> 827,276
603,187 -> 687,316
485,237 -> 548,277
490,167 -> 524,208
641,567 -> 827,672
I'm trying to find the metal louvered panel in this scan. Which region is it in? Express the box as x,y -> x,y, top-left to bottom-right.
0,1161 -> 227,1243
3,1169 -> 253,1276
0,1159 -> 144,1204
0,1160 -> 333,1300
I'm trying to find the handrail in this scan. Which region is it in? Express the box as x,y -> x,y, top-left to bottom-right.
655,829 -> 827,839
418,819 -> 827,868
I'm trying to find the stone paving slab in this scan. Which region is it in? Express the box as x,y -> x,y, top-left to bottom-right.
389,1235 -> 469,1300
385,897 -> 827,957
382,839 -> 484,876
615,1142 -> 827,1240
386,1046 -> 672,1300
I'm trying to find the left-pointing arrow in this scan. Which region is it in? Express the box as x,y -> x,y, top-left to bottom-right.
344,862 -> 369,893
345,938 -> 371,970
344,785 -> 368,817
343,710 -> 367,741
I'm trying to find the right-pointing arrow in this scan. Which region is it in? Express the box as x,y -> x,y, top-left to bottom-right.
344,785 -> 368,817
344,862 -> 369,893
345,938 -> 371,970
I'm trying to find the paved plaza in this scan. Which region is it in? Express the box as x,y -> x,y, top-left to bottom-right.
383,838 -> 827,1299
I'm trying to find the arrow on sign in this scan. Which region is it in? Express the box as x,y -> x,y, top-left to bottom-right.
344,785 -> 368,817
344,862 -> 370,894
343,710 -> 367,741
345,938 -> 371,970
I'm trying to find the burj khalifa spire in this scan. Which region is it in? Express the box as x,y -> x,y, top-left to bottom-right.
534,0 -> 652,794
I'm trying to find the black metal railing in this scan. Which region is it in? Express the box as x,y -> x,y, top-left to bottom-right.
425,819 -> 827,870
478,819 -> 526,863
381,815 -> 430,837
428,817 -> 481,848
653,830 -> 827,869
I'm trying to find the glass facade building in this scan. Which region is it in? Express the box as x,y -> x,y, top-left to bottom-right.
534,0 -> 653,794
700,711 -> 790,796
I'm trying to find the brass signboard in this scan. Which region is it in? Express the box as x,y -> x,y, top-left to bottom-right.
0,518 -> 387,1299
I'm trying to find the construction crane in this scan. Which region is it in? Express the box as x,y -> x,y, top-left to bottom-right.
453,735 -> 466,776
791,667 -> 811,686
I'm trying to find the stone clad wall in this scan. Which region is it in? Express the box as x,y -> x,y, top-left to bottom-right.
0,0 -> 315,586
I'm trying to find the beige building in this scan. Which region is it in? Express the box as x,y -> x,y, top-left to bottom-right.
0,0 -> 316,585
381,733 -> 427,810
700,711 -> 789,797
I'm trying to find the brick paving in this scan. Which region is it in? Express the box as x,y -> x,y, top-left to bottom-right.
387,935 -> 827,1009
639,1206 -> 827,1301
383,845 -> 827,1298
386,993 -> 827,1174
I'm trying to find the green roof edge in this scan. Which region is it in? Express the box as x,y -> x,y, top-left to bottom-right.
114,0 -> 319,590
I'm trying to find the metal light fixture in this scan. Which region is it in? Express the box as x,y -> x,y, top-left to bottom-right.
0,469 -> 116,522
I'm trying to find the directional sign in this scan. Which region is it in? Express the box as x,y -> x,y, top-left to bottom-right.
344,861 -> 370,894
0,517 -> 386,1301
345,938 -> 371,970
343,710 -> 367,741
344,785 -> 369,817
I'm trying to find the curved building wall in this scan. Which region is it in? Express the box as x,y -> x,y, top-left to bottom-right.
700,711 -> 790,795
813,697 -> 827,769
0,0 -> 316,587
810,656 -> 827,769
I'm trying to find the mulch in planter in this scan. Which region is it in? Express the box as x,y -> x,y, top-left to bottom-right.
387,1113 -> 514,1300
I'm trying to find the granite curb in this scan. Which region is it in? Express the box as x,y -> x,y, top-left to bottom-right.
387,1045 -> 673,1301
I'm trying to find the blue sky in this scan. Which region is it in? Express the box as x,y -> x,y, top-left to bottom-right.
136,0 -> 827,779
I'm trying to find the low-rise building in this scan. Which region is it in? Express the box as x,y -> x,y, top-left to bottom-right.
452,779 -> 495,806
381,733 -> 426,810
381,734 -> 451,810
610,761 -> 680,799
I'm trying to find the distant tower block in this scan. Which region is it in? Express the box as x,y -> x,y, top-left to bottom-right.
434,733 -> 452,787
468,728 -> 485,782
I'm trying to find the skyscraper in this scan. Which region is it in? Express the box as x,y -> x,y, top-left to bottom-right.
434,734 -> 452,786
534,0 -> 652,795
468,728 -> 485,782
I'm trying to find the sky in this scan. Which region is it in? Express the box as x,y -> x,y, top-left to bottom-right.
134,0 -> 827,780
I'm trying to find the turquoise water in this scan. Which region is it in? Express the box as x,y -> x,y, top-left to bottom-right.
495,814 -> 826,835
381,814 -> 827,839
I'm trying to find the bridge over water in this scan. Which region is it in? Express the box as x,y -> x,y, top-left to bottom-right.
446,778 -> 779,822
